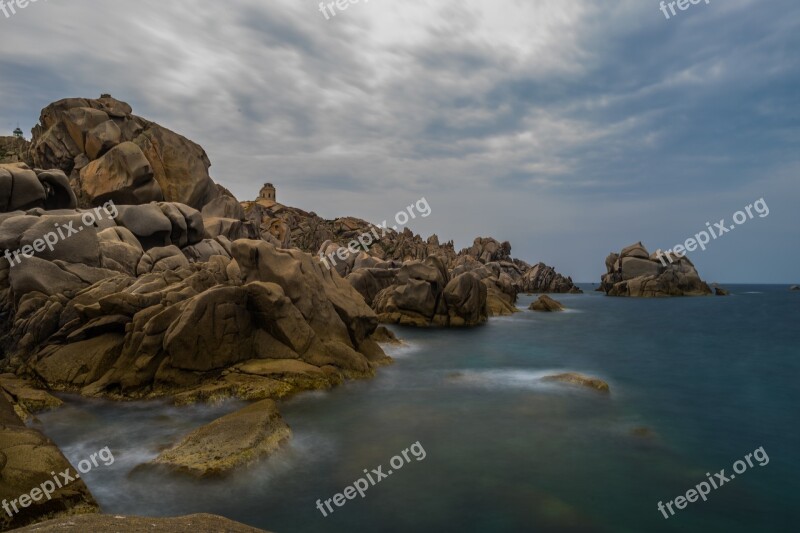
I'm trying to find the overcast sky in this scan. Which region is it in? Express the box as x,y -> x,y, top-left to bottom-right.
1,0 -> 797,282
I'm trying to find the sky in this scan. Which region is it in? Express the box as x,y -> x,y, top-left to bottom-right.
1,0 -> 798,283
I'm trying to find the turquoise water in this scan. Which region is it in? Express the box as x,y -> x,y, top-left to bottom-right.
33,285 -> 799,532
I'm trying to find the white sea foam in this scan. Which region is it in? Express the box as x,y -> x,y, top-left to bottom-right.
445,369 -> 564,390
382,340 -> 421,359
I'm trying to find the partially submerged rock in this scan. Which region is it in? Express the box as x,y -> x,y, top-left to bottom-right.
529,295 -> 565,312
542,372 -> 610,393
371,326 -> 402,345
151,399 -> 291,477
600,242 -> 712,297
13,513 -> 271,533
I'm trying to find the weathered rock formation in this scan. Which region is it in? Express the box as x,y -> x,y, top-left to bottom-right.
0,201 -> 389,400
0,136 -> 30,165
28,95 -> 221,210
529,295 -> 565,312
152,399 -> 291,477
600,242 -> 712,297
0,393 -> 98,531
0,163 -> 76,212
521,262 -> 582,294
354,256 -> 488,327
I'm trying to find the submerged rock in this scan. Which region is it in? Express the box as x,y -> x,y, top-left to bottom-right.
12,513 -> 271,532
542,372 -> 610,393
529,295 -> 565,312
151,399 -> 291,477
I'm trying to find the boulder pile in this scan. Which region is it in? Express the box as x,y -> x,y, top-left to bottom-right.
600,242 -> 711,297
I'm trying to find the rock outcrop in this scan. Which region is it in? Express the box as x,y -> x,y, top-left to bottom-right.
0,393 -> 98,531
0,136 -> 30,165
521,262 -> 582,294
351,256 -> 489,327
28,95 -> 221,210
151,399 -> 291,477
529,295 -> 565,312
1,205 -> 388,400
600,242 -> 712,297
0,163 -> 76,212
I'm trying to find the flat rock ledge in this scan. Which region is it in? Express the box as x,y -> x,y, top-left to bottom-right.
149,399 -> 291,477
542,373 -> 610,393
12,513 -> 271,532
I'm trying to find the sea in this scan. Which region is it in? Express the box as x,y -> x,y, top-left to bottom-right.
33,284 -> 799,532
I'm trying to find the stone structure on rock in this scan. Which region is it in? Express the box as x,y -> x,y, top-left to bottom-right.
600,242 -> 712,297
259,183 -> 276,202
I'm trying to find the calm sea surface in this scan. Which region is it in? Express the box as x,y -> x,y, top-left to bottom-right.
34,285 -> 800,532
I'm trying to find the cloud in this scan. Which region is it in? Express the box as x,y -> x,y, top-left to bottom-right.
1,0 -> 797,281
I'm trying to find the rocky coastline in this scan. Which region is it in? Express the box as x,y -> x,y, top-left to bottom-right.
0,95 -> 716,530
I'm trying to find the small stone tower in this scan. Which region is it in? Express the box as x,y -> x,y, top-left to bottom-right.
259,182 -> 276,202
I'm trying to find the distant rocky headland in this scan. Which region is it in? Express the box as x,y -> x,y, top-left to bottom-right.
0,95 -> 713,530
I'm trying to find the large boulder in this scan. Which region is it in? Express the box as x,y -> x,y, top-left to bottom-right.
529,295 -> 565,312
79,142 -> 163,205
29,95 -> 220,210
0,163 -> 46,211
